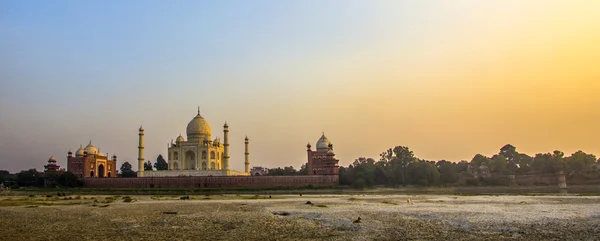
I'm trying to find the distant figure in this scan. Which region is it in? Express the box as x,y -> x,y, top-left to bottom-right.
353,217 -> 362,223
407,198 -> 413,204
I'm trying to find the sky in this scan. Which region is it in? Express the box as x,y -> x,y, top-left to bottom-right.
1,1 -> 599,172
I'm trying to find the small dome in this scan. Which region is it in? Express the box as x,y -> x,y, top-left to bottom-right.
48,156 -> 56,162
75,145 -> 85,157
316,133 -> 331,150
139,126 -> 144,131
84,141 -> 98,155
176,134 -> 185,143
186,112 -> 212,140
97,150 -> 105,157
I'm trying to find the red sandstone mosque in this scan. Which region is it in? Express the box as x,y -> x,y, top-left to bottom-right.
66,141 -> 118,178
307,133 -> 340,175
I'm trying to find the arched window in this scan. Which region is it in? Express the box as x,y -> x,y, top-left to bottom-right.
173,162 -> 179,170
174,152 -> 178,160
186,151 -> 195,169
202,151 -> 207,160
90,171 -> 94,177
210,162 -> 216,170
210,151 -> 215,159
202,162 -> 207,170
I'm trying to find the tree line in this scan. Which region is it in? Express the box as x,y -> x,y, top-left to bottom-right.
2,144 -> 598,188
338,144 -> 599,188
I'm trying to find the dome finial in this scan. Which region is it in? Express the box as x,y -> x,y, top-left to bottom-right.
197,106 -> 200,115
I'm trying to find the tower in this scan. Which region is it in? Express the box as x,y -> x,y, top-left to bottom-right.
307,143 -> 313,175
138,126 -> 145,177
244,136 -> 250,173
223,122 -> 230,171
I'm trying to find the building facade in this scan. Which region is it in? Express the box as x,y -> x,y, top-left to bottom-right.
139,108 -> 250,177
67,141 -> 117,178
306,133 -> 340,175
167,109 -> 225,171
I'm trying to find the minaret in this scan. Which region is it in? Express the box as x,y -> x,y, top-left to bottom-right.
223,122 -> 230,171
244,136 -> 250,173
138,126 -> 145,177
307,143 -> 313,175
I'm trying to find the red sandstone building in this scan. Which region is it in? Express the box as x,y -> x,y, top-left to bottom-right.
44,156 -> 62,173
67,141 -> 117,178
307,133 -> 340,175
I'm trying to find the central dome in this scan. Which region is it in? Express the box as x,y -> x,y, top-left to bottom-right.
316,133 -> 331,150
186,113 -> 212,140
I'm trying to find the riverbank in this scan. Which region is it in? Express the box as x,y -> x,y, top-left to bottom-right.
0,194 -> 599,240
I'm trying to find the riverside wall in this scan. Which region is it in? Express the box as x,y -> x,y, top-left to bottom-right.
83,175 -> 339,188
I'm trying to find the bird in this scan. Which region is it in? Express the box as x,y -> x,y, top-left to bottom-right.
353,217 -> 362,223
407,198 -> 413,204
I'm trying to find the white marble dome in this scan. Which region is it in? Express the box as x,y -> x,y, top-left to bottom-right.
75,145 -> 85,157
186,113 -> 212,139
316,133 -> 331,150
176,134 -> 185,143
84,142 -> 98,155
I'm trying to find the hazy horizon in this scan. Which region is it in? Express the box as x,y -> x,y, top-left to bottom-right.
1,1 -> 599,173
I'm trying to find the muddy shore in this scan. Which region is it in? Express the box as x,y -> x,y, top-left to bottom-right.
0,194 -> 598,240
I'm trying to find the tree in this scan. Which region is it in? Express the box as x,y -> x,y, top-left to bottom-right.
491,155 -> 509,174
565,151 -> 597,174
471,154 -> 491,167
380,146 -> 416,185
0,170 -> 13,183
16,169 -> 44,187
514,153 -> 534,174
119,162 -> 137,178
437,160 -> 458,184
154,155 -> 169,170
352,157 -> 376,187
57,172 -> 83,187
144,160 -> 153,171
499,144 -> 519,173
298,163 -> 308,175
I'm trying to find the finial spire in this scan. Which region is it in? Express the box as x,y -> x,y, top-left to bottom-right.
198,106 -> 200,115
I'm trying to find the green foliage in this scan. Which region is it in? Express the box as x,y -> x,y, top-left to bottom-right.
154,155 -> 169,170
16,169 -> 44,187
437,160 -> 458,184
144,161 -> 153,171
339,144 -> 600,188
57,172 -> 84,187
119,162 -> 137,178
351,178 -> 365,189
266,166 -> 299,176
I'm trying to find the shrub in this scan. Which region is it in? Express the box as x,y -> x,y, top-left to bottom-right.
352,178 -> 366,190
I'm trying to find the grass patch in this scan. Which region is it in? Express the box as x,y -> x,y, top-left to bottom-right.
315,204 -> 328,208
123,196 -> 134,203
348,197 -> 363,201
381,201 -> 398,205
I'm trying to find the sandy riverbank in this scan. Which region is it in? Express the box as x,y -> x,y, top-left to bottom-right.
0,194 -> 598,240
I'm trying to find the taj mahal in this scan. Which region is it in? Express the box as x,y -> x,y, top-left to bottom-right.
52,107 -> 340,188
138,108 -> 250,177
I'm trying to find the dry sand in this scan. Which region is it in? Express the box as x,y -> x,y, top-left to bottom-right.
0,194 -> 599,240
